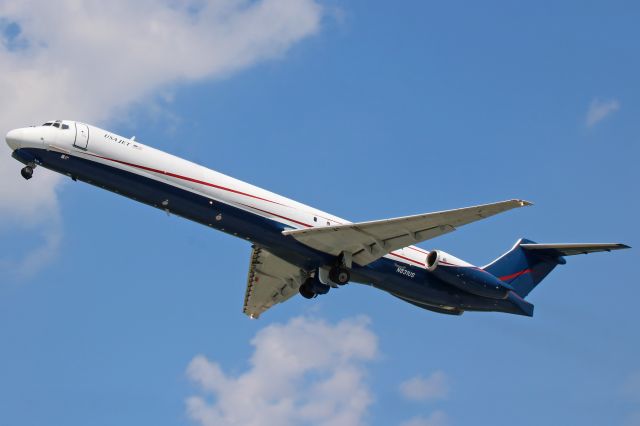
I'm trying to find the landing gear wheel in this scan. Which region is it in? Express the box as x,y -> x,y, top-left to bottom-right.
21,166 -> 33,180
329,266 -> 350,285
299,282 -> 316,299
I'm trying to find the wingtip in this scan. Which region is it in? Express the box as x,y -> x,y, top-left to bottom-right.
513,199 -> 534,207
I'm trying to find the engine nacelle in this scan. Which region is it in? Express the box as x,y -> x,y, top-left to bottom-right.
426,250 -> 512,299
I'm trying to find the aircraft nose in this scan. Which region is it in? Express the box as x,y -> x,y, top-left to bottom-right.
5,128 -> 24,150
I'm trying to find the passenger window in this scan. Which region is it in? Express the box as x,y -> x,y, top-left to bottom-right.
53,123 -> 60,128
61,124 -> 69,129
43,123 -> 52,126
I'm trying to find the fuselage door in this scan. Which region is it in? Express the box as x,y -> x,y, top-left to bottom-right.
74,122 -> 89,149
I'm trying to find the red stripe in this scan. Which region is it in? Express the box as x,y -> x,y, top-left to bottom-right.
87,153 -> 317,228
389,252 -> 424,267
85,153 -> 429,267
500,269 -> 532,281
408,246 -> 429,255
237,202 -> 313,228
87,153 -> 287,206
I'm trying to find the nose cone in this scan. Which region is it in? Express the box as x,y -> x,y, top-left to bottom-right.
5,128 -> 24,150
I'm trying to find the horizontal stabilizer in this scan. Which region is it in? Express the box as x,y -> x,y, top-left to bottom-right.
485,239 -> 630,298
520,243 -> 630,257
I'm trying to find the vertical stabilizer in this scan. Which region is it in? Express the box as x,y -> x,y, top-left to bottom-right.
483,239 -> 564,297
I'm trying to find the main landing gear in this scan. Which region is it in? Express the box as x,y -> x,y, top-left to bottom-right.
299,275 -> 331,299
329,252 -> 351,285
20,165 -> 34,180
329,266 -> 350,285
299,281 -> 317,299
298,262 -> 352,300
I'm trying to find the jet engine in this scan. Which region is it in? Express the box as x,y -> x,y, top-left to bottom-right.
426,250 -> 512,299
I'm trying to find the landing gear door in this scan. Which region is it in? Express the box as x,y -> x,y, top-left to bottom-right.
74,122 -> 89,149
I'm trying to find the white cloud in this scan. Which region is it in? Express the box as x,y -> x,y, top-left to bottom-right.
399,411 -> 449,426
586,98 -> 620,128
0,217 -> 62,280
0,0 -> 324,277
399,371 -> 449,402
185,316 -> 378,426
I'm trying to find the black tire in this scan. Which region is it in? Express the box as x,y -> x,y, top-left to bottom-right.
21,166 -> 33,180
299,283 -> 316,299
329,267 -> 350,285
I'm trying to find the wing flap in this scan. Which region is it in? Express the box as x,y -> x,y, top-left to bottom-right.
283,199 -> 531,266
243,247 -> 305,319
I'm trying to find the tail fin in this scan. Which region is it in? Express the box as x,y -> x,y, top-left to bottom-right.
484,239 -> 630,298
483,239 -> 560,297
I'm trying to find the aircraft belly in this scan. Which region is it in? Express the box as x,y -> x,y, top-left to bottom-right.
362,258 -> 459,305
357,256 -> 528,315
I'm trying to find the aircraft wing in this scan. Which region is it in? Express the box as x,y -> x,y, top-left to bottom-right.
243,246 -> 306,319
520,243 -> 630,257
283,199 -> 532,266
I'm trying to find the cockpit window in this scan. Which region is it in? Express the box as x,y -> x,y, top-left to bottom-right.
42,120 -> 69,129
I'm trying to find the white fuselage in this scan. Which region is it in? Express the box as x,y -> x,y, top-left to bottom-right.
6,120 -> 428,268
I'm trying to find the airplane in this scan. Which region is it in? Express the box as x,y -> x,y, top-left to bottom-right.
5,120 -> 629,318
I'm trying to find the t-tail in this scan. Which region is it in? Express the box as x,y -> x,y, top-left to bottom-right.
483,239 -> 630,299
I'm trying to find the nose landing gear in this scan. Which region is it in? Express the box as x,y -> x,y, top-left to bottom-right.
20,165 -> 34,180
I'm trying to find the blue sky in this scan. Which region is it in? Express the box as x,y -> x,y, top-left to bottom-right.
0,1 -> 638,425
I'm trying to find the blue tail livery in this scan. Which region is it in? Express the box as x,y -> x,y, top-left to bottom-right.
483,240 -> 628,298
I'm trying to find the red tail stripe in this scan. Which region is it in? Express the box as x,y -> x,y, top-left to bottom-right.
500,269 -> 532,281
